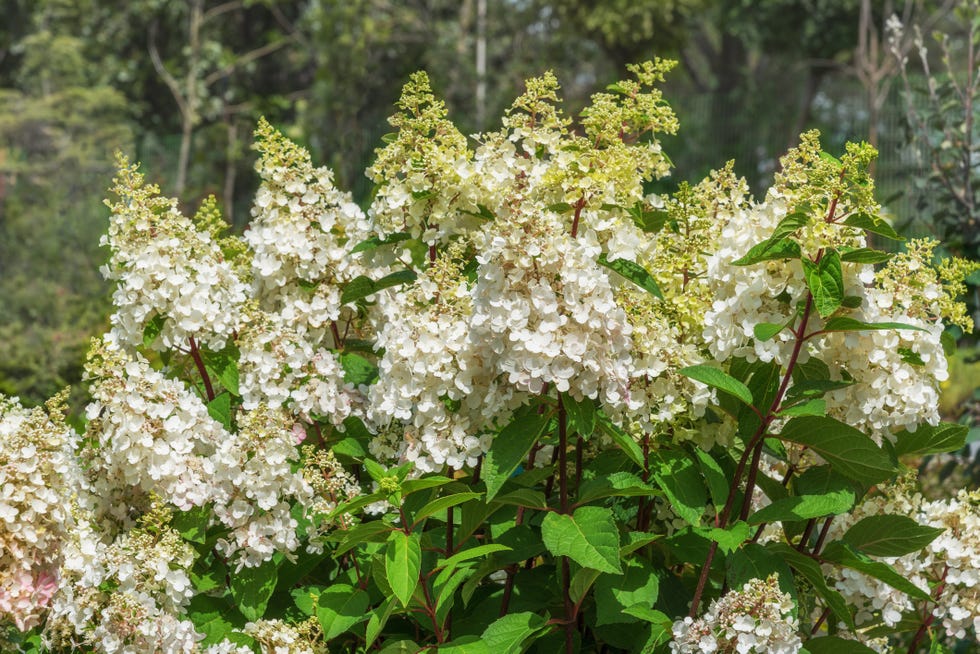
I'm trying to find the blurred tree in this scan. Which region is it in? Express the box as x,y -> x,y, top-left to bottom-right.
0,22 -> 132,406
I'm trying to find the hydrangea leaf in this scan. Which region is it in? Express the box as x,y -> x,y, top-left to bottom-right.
819,542 -> 931,601
747,490 -> 855,525
562,392 -> 596,438
893,422 -> 968,457
839,247 -> 892,264
779,416 -> 897,485
679,364 -> 754,407
365,596 -> 397,649
597,253 -> 663,298
230,558 -> 278,621
768,543 -> 855,630
412,491 -> 483,525
650,449 -> 707,527
481,611 -> 550,653
482,404 -> 551,501
843,212 -> 904,240
802,250 -> 844,318
841,515 -> 945,558
384,531 -> 422,607
732,237 -> 802,266
541,506 -> 622,574
596,412 -> 646,468
594,558 -> 660,626
315,585 -> 371,640
142,313 -> 167,348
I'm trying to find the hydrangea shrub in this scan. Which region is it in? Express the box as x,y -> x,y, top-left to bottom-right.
3,61 -> 980,653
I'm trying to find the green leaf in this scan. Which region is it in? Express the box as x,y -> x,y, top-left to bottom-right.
842,515 -> 945,557
438,637 -> 493,654
897,347 -> 925,366
142,313 -> 167,348
316,584 -> 371,640
840,248 -> 892,264
843,212 -> 904,240
820,541 -> 931,600
187,595 -> 248,646
434,566 -> 474,627
439,544 -> 513,573
629,207 -> 670,233
650,449 -> 706,527
694,449 -> 729,511
377,641 -> 421,654
804,636 -> 879,654
577,471 -> 657,504
230,559 -> 277,621
570,567 -> 603,604
482,405 -> 551,501
400,476 -> 454,496
171,505 -> 209,545
202,345 -> 240,396
779,416 -> 897,484
492,488 -> 549,509
822,316 -> 927,334
778,398 -> 826,417
768,543 -> 855,630
694,521 -> 752,553
754,321 -> 787,341
620,532 -> 661,556
547,202 -> 574,213
541,506 -> 622,574
350,232 -> 410,254
679,364 -> 754,406
747,490 -> 855,524
893,422 -> 968,457
596,412 -> 646,468
374,269 -> 418,293
819,150 -> 842,166
784,379 -> 853,404
562,393 -> 596,438
385,531 -> 422,607
597,253 -> 663,298
206,392 -> 233,430
334,520 -> 393,556
340,352 -> 378,386
594,558 -> 660,626
732,238 -> 802,266
341,275 -> 377,304
413,492 -> 483,524
481,612 -> 550,654
803,251 -> 844,318
365,596 -> 397,649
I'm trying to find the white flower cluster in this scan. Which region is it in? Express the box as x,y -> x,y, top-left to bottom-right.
367,246 -> 518,472
246,118 -> 370,333
46,506 -> 202,654
237,307 -> 360,427
209,405 -> 313,569
102,158 -> 247,352
701,189 -> 949,440
471,214 -> 633,405
818,298 -> 947,438
84,339 -> 226,512
243,618 -> 324,654
702,195 -> 811,367
0,394 -> 77,631
83,337 -> 315,569
671,574 -> 802,653
827,484 -> 980,646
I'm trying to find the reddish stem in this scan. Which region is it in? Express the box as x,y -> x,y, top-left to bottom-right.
188,336 -> 215,402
